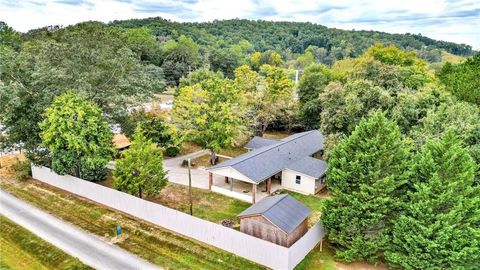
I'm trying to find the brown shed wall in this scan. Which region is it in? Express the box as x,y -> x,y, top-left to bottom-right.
240,215 -> 308,247
286,219 -> 308,247
240,215 -> 288,246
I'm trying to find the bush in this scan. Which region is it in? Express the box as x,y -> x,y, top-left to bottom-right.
12,160 -> 31,181
165,146 -> 180,157
79,163 -> 108,182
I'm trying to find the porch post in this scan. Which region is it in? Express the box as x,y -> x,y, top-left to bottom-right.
267,177 -> 272,194
208,172 -> 213,190
230,178 -> 234,191
252,184 -> 257,204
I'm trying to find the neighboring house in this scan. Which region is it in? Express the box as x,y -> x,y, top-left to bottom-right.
238,194 -> 311,247
207,130 -> 327,203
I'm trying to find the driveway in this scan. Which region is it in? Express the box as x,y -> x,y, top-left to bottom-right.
0,189 -> 160,270
164,149 -> 210,189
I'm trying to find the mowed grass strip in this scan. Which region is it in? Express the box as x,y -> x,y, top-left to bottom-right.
0,215 -> 92,270
0,178 -> 263,270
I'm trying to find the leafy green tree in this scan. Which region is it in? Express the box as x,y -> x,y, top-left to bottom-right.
390,86 -> 452,133
319,80 -> 390,135
0,21 -> 21,49
113,125 -> 167,198
208,47 -> 242,78
178,67 -> 224,89
411,102 -> 480,182
297,63 -> 331,129
322,111 -> 411,262
173,77 -> 245,164
39,92 -> 113,181
386,131 -> 480,269
438,53 -> 480,104
0,23 -> 165,160
161,35 -> 200,85
256,64 -> 295,134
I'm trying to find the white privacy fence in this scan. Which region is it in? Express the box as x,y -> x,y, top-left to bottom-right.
32,165 -> 324,270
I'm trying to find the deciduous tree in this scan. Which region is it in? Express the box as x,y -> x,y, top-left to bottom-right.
39,92 -> 113,181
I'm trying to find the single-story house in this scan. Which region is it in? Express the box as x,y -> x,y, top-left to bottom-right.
238,194 -> 311,247
207,130 -> 327,203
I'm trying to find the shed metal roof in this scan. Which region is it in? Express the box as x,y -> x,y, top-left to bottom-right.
285,156 -> 328,179
244,136 -> 279,149
238,194 -> 311,234
209,130 -> 324,183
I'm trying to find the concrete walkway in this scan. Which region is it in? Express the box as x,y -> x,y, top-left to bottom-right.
0,189 -> 160,270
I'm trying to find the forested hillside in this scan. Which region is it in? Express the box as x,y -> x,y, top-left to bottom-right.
110,17 -> 474,60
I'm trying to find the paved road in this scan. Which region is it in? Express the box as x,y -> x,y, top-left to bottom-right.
0,189 -> 160,270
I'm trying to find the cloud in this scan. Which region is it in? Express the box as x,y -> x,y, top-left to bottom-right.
54,0 -> 93,7
0,0 -> 478,49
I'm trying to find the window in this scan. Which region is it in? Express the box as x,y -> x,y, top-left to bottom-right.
295,175 -> 301,184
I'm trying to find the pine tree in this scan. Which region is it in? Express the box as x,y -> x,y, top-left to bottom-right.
113,125 -> 167,198
322,111 -> 411,262
385,130 -> 480,269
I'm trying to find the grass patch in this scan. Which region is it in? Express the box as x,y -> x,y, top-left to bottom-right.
263,131 -> 292,139
179,142 -> 203,156
149,182 -> 251,225
295,242 -> 337,270
0,215 -> 92,270
0,178 -> 262,270
218,146 -> 247,157
190,154 -> 227,168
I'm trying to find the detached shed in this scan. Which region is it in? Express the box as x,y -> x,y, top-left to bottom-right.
238,194 -> 311,247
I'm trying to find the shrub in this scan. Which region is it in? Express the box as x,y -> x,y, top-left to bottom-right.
165,146 -> 180,157
12,160 -> 31,181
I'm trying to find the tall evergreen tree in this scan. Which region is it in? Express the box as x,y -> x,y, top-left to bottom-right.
113,125 -> 167,198
386,131 -> 480,269
322,111 -> 411,262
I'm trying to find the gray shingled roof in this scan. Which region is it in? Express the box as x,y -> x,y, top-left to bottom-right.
244,136 -> 279,149
209,130 -> 324,183
285,156 -> 328,178
238,194 -> 311,234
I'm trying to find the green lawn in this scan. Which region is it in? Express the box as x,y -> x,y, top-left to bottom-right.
0,178 -> 263,270
0,215 -> 92,270
149,182 -> 251,226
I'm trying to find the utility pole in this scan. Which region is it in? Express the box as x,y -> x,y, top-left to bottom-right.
188,158 -> 193,216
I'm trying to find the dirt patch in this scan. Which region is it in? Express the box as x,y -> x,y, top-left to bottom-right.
0,154 -> 26,178
335,262 -> 388,270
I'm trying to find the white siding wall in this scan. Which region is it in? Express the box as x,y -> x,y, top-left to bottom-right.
31,165 -> 324,270
281,169 -> 316,194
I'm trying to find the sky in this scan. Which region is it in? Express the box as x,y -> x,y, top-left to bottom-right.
1,0 -> 479,49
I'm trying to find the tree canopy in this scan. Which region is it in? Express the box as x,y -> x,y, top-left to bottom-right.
39,92 -> 113,181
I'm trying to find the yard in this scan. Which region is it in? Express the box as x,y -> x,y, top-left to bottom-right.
0,156 -> 263,270
0,215 -> 92,270
97,170 -> 250,225
0,155 -> 387,270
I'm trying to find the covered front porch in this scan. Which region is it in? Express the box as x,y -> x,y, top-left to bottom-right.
208,173 -> 282,203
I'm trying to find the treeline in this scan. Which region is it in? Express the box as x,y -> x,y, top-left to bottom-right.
109,17 -> 474,60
